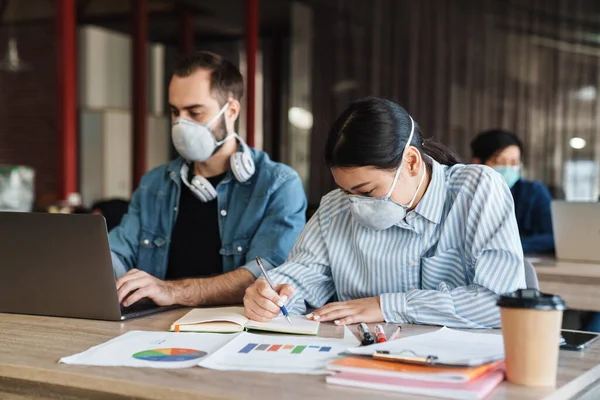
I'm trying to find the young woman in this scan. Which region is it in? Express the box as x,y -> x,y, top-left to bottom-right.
244,98 -> 525,328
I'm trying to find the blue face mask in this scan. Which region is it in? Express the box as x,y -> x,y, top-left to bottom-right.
494,166 -> 520,188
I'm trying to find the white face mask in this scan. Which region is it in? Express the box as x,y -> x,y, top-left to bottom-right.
346,116 -> 427,231
171,103 -> 232,162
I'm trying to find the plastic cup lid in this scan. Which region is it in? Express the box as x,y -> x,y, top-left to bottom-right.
497,288 -> 566,311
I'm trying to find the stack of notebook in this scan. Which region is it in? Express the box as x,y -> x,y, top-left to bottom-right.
326,327 -> 506,400
326,357 -> 504,399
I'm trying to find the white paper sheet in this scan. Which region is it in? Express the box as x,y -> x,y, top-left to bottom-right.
348,327 -> 504,367
60,330 -> 237,369
197,326 -> 360,374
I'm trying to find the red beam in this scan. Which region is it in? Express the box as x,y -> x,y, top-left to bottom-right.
132,0 -> 148,187
179,9 -> 194,54
245,0 -> 259,148
55,0 -> 78,200
269,37 -> 283,161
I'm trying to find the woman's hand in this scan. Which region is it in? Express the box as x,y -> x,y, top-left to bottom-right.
307,297 -> 384,325
243,279 -> 294,322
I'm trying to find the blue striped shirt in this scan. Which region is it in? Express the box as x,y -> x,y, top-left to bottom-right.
269,160 -> 526,328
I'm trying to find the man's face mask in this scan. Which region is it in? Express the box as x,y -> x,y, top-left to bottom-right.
171,103 -> 231,162
493,166 -> 520,188
346,116 -> 426,231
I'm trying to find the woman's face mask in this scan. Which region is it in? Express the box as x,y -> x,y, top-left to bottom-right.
342,116 -> 427,231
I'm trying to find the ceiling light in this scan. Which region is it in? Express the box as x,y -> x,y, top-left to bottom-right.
574,86 -> 597,102
288,107 -> 313,130
570,137 -> 587,150
332,80 -> 358,93
0,37 -> 31,73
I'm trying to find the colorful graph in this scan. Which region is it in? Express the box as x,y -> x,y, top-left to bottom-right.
132,348 -> 207,362
238,343 -> 332,354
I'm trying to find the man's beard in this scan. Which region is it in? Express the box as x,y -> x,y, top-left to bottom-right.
213,114 -> 229,142
211,114 -> 232,157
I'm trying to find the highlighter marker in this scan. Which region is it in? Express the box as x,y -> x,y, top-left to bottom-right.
375,324 -> 387,343
357,323 -> 375,346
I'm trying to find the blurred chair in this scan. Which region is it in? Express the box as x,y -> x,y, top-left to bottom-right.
92,198 -> 130,232
547,184 -> 565,200
524,259 -> 539,290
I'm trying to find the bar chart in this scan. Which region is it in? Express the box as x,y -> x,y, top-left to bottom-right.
197,328 -> 361,373
238,343 -> 332,354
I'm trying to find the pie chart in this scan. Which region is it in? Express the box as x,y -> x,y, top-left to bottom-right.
132,348 -> 207,362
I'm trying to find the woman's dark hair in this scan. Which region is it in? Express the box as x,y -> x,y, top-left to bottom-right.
325,97 -> 460,170
470,129 -> 522,163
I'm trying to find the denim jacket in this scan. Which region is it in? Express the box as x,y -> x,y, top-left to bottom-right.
109,148 -> 307,279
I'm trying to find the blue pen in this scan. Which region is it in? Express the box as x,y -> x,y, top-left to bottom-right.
255,256 -> 292,324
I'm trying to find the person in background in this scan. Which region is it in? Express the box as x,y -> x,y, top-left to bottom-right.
47,193 -> 88,214
110,51 -> 307,308
243,98 -> 525,329
471,129 -> 554,255
91,199 -> 130,232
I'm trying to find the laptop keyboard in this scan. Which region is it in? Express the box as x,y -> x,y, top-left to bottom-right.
120,300 -> 159,317
120,301 -> 180,320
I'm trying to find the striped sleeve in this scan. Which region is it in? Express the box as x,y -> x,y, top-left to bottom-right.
380,169 -> 525,328
267,207 -> 336,315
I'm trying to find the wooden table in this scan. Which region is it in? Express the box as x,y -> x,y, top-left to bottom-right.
1,309 -> 600,400
533,258 -> 600,311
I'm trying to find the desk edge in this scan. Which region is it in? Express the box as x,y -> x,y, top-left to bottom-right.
544,363 -> 600,400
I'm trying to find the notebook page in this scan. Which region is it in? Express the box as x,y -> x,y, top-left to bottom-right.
171,307 -> 249,328
246,315 -> 320,335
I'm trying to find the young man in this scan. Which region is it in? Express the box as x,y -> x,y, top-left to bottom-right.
471,129 -> 554,254
110,51 -> 307,307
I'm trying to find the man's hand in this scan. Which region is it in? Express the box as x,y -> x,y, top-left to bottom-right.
307,297 -> 384,325
116,269 -> 177,307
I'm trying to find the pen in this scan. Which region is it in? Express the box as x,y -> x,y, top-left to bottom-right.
255,256 -> 292,324
389,325 -> 403,341
357,323 -> 375,345
375,324 -> 387,343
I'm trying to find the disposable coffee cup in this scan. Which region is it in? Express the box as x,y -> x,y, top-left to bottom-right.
497,289 -> 566,387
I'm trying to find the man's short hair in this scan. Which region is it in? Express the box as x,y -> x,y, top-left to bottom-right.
471,129 -> 523,163
172,51 -> 244,106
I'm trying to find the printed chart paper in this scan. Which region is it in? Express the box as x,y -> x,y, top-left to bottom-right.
60,330 -> 237,369
197,326 -> 360,374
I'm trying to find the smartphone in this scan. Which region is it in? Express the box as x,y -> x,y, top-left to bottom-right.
560,329 -> 600,351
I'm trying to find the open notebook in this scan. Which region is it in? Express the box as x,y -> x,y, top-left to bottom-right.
170,306 -> 320,335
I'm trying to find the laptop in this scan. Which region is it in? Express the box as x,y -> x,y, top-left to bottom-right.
551,201 -> 600,263
0,212 -> 177,321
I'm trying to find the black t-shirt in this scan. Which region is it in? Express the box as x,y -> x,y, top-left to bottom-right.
166,170 -> 227,280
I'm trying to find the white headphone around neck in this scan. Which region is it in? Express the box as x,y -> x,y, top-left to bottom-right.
180,135 -> 256,202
